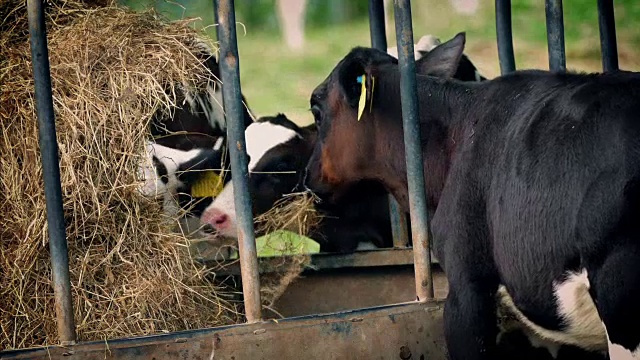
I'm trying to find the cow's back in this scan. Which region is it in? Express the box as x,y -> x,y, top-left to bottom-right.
450,70 -> 640,329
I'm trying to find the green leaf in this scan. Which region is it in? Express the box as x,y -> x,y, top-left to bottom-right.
255,230 -> 320,257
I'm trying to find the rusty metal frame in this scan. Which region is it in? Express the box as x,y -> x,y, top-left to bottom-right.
0,301 -> 447,360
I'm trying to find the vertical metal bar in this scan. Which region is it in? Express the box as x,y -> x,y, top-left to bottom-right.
26,0 -> 77,345
545,0 -> 566,72
389,199 -> 410,247
369,0 -> 387,50
216,0 -> 262,322
393,0 -> 434,300
369,0 -> 410,248
495,0 -> 516,75
597,0 -> 619,72
213,0 -> 221,41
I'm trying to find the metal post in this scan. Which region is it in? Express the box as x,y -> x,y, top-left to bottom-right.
213,0 -> 221,41
369,0 -> 387,50
392,0 -> 434,300
597,0 -> 619,72
545,0 -> 566,72
216,0 -> 262,322
369,0 -> 410,248
495,0 -> 516,75
26,0 -> 77,345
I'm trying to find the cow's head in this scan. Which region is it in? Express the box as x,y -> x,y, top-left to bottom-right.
304,32 -> 467,198
137,141 -> 228,223
200,114 -> 316,238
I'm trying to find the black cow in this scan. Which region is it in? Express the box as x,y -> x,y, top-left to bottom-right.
306,33 -> 640,360
305,32 -> 640,359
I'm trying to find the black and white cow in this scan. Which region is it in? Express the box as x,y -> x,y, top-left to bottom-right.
137,140 -> 225,218
304,31 -> 640,359
138,41 -> 254,233
198,113 -> 393,253
198,34 -> 488,253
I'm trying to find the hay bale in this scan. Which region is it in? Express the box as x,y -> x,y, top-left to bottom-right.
0,0 -> 242,350
252,191 -> 322,311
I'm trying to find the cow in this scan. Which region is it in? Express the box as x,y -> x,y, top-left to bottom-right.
303,31 -> 640,360
138,40 -> 254,237
199,113 -> 393,253
198,34 -> 488,253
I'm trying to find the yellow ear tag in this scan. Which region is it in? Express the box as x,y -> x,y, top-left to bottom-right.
357,74 -> 367,121
190,171 -> 224,198
369,75 -> 375,113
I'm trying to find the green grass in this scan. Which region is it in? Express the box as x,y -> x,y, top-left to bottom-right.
120,0 -> 640,125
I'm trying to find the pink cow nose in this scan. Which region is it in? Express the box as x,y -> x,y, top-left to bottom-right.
203,209 -> 229,229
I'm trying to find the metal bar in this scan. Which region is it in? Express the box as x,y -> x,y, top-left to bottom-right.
495,0 -> 516,75
0,301 -> 447,360
392,0 -> 434,300
26,0 -> 77,345
368,0 -> 387,50
206,248 -> 436,276
216,0 -> 262,322
597,0 -> 619,72
545,0 -> 566,72
368,0 -> 410,249
213,0 -> 221,41
389,199 -> 410,247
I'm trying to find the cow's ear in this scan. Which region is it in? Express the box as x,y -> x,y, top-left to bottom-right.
338,47 -> 391,112
416,32 -> 466,78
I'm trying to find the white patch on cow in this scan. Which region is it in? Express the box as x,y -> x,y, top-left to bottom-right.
162,191 -> 181,219
213,136 -> 224,151
355,241 -> 378,251
603,322 -> 640,359
495,269 -> 608,356
245,121 -> 300,171
201,181 -> 237,238
387,34 -> 441,60
137,141 -> 203,198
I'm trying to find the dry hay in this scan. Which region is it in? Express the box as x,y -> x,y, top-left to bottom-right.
0,0 -> 243,350
252,191 -> 322,312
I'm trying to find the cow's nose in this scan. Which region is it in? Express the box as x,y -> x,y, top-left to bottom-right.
214,213 -> 228,225
202,208 -> 229,229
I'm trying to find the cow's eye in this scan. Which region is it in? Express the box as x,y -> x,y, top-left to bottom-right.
311,106 -> 322,125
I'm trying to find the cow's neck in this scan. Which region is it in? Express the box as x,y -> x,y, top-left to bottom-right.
370,74 -> 472,213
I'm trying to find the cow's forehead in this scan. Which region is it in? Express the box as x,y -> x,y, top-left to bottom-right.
245,121 -> 300,171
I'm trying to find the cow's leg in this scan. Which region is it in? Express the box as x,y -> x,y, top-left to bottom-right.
433,191 -> 498,358
443,264 -> 500,360
591,244 -> 640,359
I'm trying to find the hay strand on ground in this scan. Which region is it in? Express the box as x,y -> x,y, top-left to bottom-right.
0,0 -> 241,350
